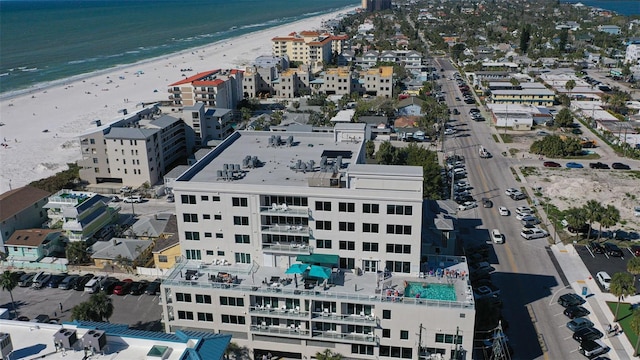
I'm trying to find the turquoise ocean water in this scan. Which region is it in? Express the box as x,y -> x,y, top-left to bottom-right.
561,0 -> 639,15
0,0 -> 357,94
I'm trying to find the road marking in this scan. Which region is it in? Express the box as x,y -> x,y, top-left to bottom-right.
547,285 -> 572,306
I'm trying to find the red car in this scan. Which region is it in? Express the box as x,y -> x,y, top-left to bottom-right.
631,245 -> 640,257
113,279 -> 133,296
543,161 -> 561,168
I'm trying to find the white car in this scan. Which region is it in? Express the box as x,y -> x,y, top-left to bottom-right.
505,188 -> 519,196
458,201 -> 478,211
491,229 -> 504,244
499,206 -> 510,216
123,195 -> 143,203
520,228 -> 548,240
444,128 -> 457,135
515,206 -> 533,216
596,271 -> 611,291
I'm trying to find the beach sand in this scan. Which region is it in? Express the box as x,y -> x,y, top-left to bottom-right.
0,7 -> 356,194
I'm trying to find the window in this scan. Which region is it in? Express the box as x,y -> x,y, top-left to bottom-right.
315,201 -> 331,211
339,241 -> 355,250
400,330 -> 409,340
386,261 -> 411,273
363,223 -> 379,233
214,214 -> 222,220
232,197 -> 248,207
233,216 -> 249,225
386,224 -> 412,235
351,344 -> 374,355
339,257 -> 355,269
379,346 -> 412,358
178,311 -> 194,320
435,333 -> 463,344
363,242 -> 379,252
386,244 -> 411,254
185,231 -> 200,241
201,195 -> 209,201
212,196 -> 221,202
383,329 -> 391,338
216,233 -> 223,239
220,296 -> 245,307
221,315 -> 246,324
316,239 -> 332,249
235,253 -> 251,264
158,255 -> 168,263
204,232 -> 212,238
197,312 -> 213,322
217,251 -> 225,256
206,250 -> 214,255
339,222 -> 355,232
235,234 -> 250,244
386,205 -> 412,215
383,310 -> 391,319
185,249 -> 201,260
181,195 -> 196,204
176,293 -> 192,302
316,220 -> 331,230
195,294 -> 212,304
338,202 -> 355,212
183,213 -> 198,223
202,214 -> 211,220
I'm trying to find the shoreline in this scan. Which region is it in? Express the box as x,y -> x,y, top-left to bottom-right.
0,6 -> 358,194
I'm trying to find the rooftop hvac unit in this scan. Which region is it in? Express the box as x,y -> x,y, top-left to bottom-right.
286,136 -> 294,146
82,329 -> 107,353
216,170 -> 224,179
223,163 -> 229,171
54,328 -> 78,350
233,164 -> 240,172
0,332 -> 13,359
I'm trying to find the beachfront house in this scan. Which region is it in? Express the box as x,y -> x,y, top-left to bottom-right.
4,229 -> 66,262
159,124 -> 475,359
167,69 -> 244,109
0,185 -> 51,248
271,31 -> 343,72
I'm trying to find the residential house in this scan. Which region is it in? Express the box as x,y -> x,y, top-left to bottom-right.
152,234 -> 180,271
396,97 -> 425,116
361,66 -> 394,98
128,213 -> 175,240
597,25 -> 621,35
4,229 -> 66,262
0,186 -> 51,248
167,69 -> 244,109
274,66 -> 312,98
320,67 -> 354,96
625,43 -> 640,65
90,237 -> 154,269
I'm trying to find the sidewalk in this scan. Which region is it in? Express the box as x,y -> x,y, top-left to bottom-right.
551,243 -> 635,359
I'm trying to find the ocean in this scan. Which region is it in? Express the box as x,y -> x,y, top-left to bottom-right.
0,0 -> 357,94
561,0 -> 640,16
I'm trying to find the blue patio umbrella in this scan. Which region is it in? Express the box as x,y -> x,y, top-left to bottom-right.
307,265 -> 331,279
285,263 -> 308,275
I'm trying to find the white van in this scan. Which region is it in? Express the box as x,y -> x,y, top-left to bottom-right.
596,272 -> 611,291
84,276 -> 103,293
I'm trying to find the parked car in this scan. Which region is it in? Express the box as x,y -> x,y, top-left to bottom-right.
47,273 -> 68,288
10,271 -> 25,282
596,271 -> 611,291
130,280 -> 149,295
589,162 -> 610,169
567,318 -> 594,332
474,284 -> 501,299
100,277 -> 119,294
18,272 -> 36,287
564,305 -> 591,319
59,275 -> 79,290
32,273 -> 52,289
520,215 -> 540,226
603,243 -> 623,257
499,206 -> 510,216
73,274 -> 94,291
458,201 -> 478,211
566,162 -> 584,169
515,206 -> 534,216
491,229 -> 504,244
510,192 -> 527,200
611,162 -> 631,170
31,314 -> 50,323
145,280 -> 161,295
589,241 -> 605,254
579,339 -> 609,357
543,161 -> 561,168
166,194 -> 175,203
558,293 -> 586,308
573,327 -> 604,342
521,228 -> 548,240
631,245 -> 640,257
123,195 -> 143,203
113,279 -> 133,295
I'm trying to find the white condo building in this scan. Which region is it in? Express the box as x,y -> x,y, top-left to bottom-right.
161,124 -> 475,359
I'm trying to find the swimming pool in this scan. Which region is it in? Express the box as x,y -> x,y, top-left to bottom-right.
405,282 -> 457,301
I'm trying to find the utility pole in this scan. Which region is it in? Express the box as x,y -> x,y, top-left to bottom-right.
453,326 -> 459,360
417,323 -> 426,359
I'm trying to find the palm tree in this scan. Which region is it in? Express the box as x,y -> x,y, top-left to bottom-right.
565,79 -> 576,100
564,207 -> 587,240
583,200 -> 604,240
0,271 -> 18,318
630,308 -> 640,356
316,349 -> 343,360
90,292 -> 113,322
598,205 -> 620,240
628,257 -> 640,284
610,272 -> 635,322
71,301 -> 96,321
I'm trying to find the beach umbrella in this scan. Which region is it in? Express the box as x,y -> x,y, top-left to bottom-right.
307,265 -> 331,279
285,263 -> 308,275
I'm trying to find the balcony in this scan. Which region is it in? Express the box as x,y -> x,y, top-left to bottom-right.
262,243 -> 313,255
260,205 -> 310,217
261,224 -> 310,235
249,305 -> 309,319
311,311 -> 377,326
250,324 -> 310,338
311,330 -> 378,345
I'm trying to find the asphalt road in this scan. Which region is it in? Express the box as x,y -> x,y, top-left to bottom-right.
435,57 -> 577,360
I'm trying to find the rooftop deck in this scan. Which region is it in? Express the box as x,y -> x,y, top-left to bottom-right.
163,257 -> 474,309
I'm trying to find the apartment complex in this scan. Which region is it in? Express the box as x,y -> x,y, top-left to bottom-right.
160,124 -> 475,359
0,185 -> 51,247
489,83 -> 555,107
272,31 -> 345,71
78,107 -> 191,188
167,69 -> 244,109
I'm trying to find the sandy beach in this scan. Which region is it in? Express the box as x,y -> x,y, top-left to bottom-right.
0,7 -> 356,194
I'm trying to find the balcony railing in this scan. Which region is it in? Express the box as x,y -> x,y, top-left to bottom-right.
261,224 -> 310,235
249,305 -> 309,319
262,243 -> 313,254
250,325 -> 309,337
311,311 -> 377,326
311,330 -> 378,345
260,205 -> 310,217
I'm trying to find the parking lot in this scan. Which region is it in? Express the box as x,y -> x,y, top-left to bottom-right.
0,273 -> 163,331
575,244 -> 640,293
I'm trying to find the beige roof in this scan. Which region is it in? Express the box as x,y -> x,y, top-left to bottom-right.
5,229 -> 60,247
0,186 -> 51,221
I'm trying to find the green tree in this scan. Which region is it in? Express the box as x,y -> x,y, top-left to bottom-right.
71,301 -> 97,321
631,308 -> 640,356
610,272 -> 635,321
627,257 -> 640,283
598,205 -> 620,239
554,108 -> 574,127
519,24 -> 531,54
0,271 -> 18,318
376,141 -> 397,164
316,349 -> 343,360
90,291 -> 114,322
66,240 -> 91,265
223,342 -> 250,359
365,140 -> 375,158
582,200 -> 604,240
564,79 -> 576,101
564,207 -> 587,240
240,107 -> 252,121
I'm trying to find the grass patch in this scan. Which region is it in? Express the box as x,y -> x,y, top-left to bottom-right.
628,171 -> 640,180
564,153 -> 601,160
509,167 -> 520,181
606,301 -> 639,355
520,166 -> 539,177
509,148 -> 519,156
492,134 -> 499,143
500,133 -> 514,143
